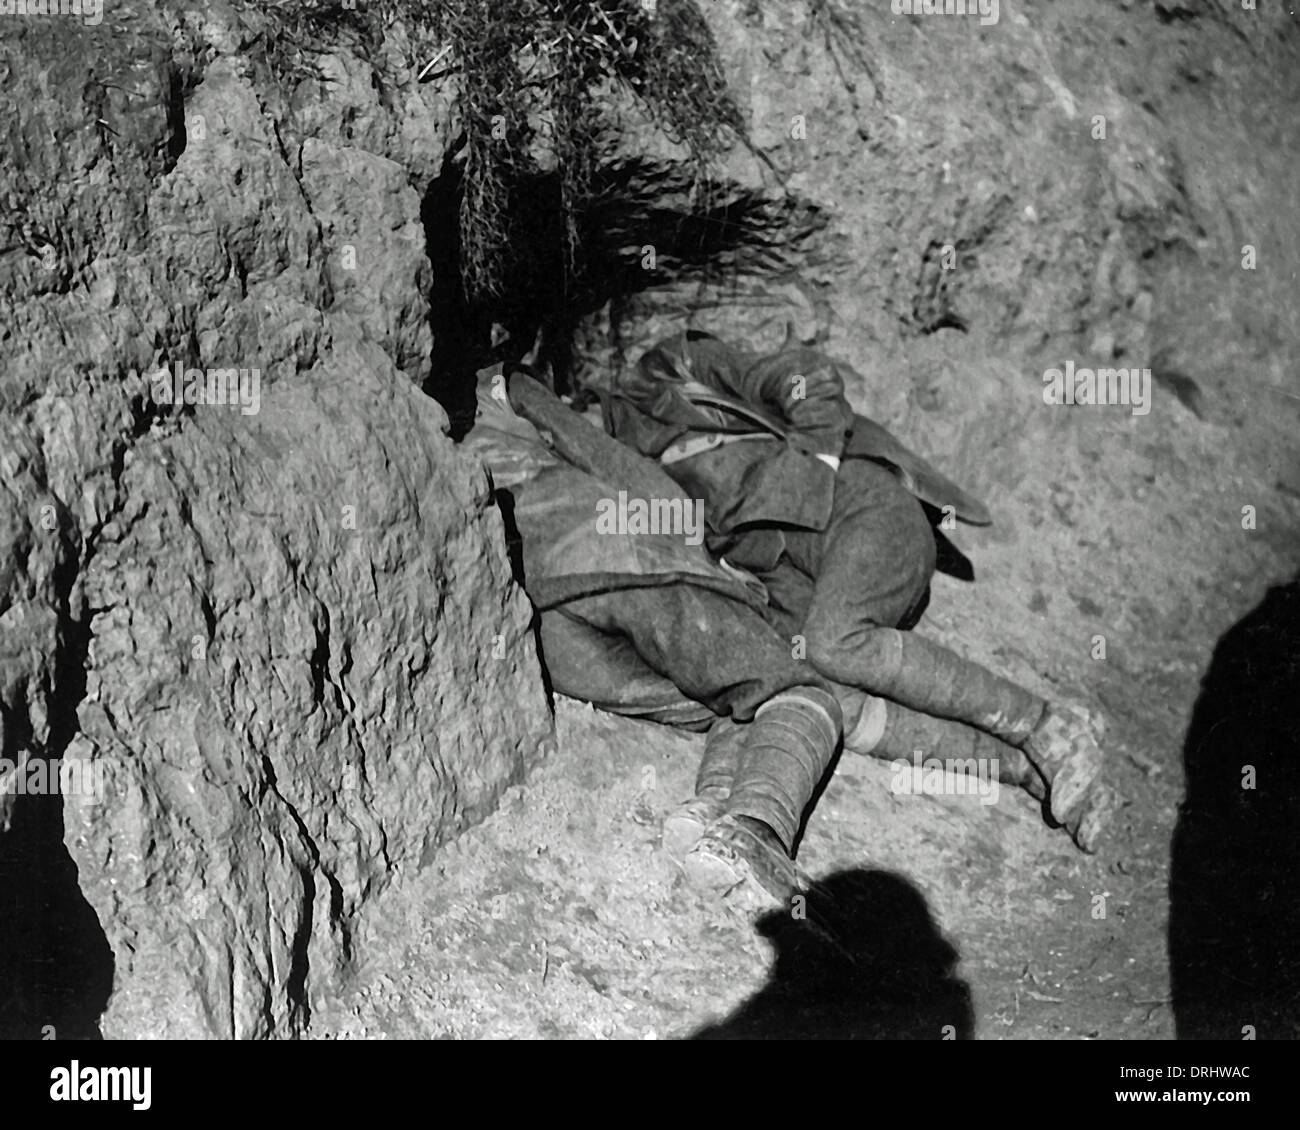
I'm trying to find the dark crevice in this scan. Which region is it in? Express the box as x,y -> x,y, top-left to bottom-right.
420,151 -> 824,439
0,396 -> 177,1040
1154,3 -> 1201,25
164,65 -> 188,172
259,750 -> 354,1035
284,862 -> 315,1032
0,518 -> 113,1040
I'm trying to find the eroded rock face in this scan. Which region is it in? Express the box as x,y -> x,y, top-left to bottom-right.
68,338 -> 544,1039
2,4 -> 551,1037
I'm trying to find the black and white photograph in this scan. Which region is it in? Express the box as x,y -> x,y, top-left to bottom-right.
0,0 -> 1295,1097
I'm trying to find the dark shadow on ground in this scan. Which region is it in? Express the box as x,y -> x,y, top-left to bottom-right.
692,868 -> 974,1040
1169,573 -> 1300,1039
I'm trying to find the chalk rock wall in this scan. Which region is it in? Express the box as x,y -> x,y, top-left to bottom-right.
1,3 -> 552,1038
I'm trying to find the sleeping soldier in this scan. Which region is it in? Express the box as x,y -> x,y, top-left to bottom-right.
603,329 -> 1120,852
462,362 -> 1109,915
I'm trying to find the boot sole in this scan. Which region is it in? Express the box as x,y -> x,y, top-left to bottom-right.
662,796 -> 726,861
682,849 -> 785,916
662,812 -> 710,861
1070,782 -> 1121,853
682,820 -> 801,910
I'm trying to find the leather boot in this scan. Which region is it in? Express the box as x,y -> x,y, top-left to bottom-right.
682,686 -> 841,907
663,718 -> 745,860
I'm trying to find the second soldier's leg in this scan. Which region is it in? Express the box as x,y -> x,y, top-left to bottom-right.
684,685 -> 842,907
792,461 -> 1117,848
556,586 -> 844,877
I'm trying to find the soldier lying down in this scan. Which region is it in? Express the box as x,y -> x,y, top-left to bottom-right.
460,361 -> 1117,912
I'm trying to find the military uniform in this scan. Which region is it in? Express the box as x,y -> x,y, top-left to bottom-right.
606,331 -> 1119,851
462,368 -> 842,888
604,330 -> 937,637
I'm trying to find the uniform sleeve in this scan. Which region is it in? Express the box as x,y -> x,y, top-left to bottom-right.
653,332 -> 854,459
730,347 -> 855,459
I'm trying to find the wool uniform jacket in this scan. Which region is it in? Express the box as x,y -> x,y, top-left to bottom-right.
461,367 -> 768,613
604,329 -> 858,569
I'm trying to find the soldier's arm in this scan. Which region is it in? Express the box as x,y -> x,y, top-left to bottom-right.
731,349 -> 855,462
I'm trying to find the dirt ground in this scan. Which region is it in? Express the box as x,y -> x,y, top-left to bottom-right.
308,705 -> 1164,1040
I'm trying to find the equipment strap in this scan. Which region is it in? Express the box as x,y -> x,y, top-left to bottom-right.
659,431 -> 773,465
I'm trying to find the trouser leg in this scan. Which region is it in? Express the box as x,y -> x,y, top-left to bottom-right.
785,459 -> 938,637
555,585 -> 843,851
841,692 -> 1043,799
787,463 -> 1114,846
783,462 -> 1047,741
556,584 -> 830,721
539,608 -> 714,728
